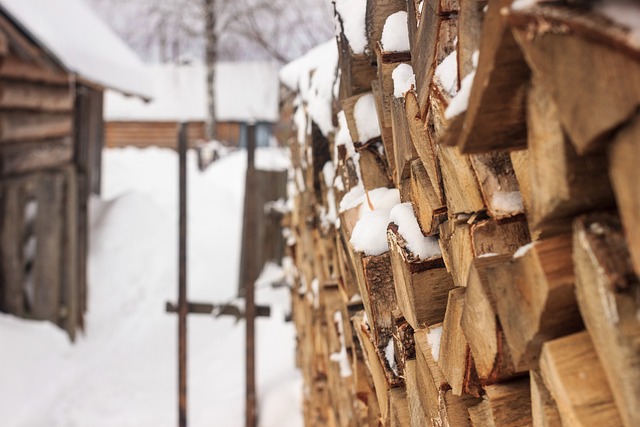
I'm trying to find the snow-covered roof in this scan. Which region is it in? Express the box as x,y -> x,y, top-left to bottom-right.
0,0 -> 153,99
105,62 -> 279,123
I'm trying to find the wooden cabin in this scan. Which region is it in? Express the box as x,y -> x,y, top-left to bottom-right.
0,0 -> 151,339
105,62 -> 279,149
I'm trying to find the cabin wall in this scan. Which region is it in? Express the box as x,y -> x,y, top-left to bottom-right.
105,120 -> 272,149
0,22 -> 89,339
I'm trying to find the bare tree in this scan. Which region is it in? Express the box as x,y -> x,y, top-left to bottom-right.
86,0 -> 333,139
204,0 -> 216,140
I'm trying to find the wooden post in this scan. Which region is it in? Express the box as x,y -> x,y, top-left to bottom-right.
244,124 -> 257,427
177,122 -> 188,427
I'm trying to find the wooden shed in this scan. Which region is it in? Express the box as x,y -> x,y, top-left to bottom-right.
0,0 -> 152,339
105,62 -> 279,149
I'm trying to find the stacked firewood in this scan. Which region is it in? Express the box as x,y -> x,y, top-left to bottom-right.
280,1 -> 640,426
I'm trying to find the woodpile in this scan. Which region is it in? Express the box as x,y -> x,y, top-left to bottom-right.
279,1 -> 640,426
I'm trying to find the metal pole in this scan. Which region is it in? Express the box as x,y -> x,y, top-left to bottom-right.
245,124 -> 257,427
178,122 -> 188,427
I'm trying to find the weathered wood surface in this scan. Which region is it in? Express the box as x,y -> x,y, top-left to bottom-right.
530,369 -> 562,427
510,4 -> 640,155
467,378 -> 532,427
573,213 -> 640,427
608,113 -> 640,277
527,80 -> 614,238
387,223 -> 454,329
539,331 -> 624,427
486,235 -> 583,371
455,0 -> 530,153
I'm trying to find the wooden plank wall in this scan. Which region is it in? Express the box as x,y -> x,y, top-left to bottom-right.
0,15 -> 89,339
105,120 -> 242,149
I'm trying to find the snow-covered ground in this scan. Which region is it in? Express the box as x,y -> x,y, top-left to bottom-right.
0,147 -> 301,427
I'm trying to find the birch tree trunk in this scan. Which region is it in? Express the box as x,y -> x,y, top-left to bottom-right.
204,0 -> 217,140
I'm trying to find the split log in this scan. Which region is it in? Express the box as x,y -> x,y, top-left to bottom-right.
437,145 -> 485,215
365,0 -> 406,59
455,0 -> 530,153
415,325 -> 448,425
462,255 -> 521,384
438,220 -> 474,289
530,369 -> 562,427
371,79 -> 395,178
457,0 -> 488,80
408,158 -> 446,236
375,47 -> 411,128
608,114 -> 640,276
415,326 -> 481,427
510,4 -> 640,154
467,378 -> 532,427
336,35 -> 377,100
573,213 -> 640,427
508,149 -> 533,218
539,331 -> 624,427
352,350 -> 383,425
353,311 -> 402,424
356,141 -> 393,191
439,217 -> 530,289
335,232 -> 361,300
469,151 -> 524,220
387,222 -> 454,329
486,234 -> 583,371
404,359 -> 429,427
527,80 -> 614,238
412,0 -> 458,116
391,309 -> 415,379
437,287 -> 476,396
389,387 -> 411,427
340,205 -> 399,348
470,217 -> 531,259
341,92 -> 373,144
405,90 -> 443,202
390,96 -> 418,195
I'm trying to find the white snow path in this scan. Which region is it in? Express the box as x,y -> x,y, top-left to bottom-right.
0,147 -> 301,427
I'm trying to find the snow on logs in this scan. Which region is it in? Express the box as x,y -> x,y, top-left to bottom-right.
280,0 -> 640,426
